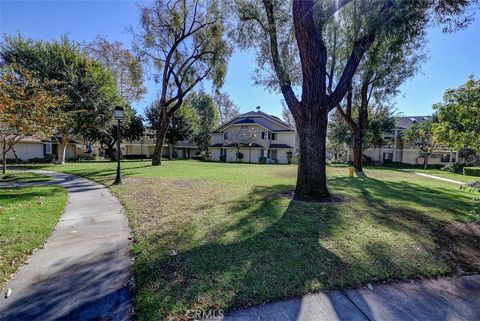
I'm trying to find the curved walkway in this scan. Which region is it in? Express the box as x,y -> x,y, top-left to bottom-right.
0,170 -> 132,321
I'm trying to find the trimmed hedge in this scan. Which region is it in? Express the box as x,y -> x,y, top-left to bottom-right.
464,167 -> 480,177
123,154 -> 148,159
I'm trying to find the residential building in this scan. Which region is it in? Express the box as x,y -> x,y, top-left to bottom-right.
0,136 -> 78,162
362,116 -> 459,166
209,109 -> 297,164
1,128 -> 200,163
92,127 -> 200,159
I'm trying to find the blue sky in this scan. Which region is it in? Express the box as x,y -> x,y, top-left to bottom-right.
1,1 -> 479,117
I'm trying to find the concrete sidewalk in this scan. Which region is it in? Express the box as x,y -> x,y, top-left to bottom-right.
0,170 -> 133,321
208,275 -> 480,321
414,172 -> 464,185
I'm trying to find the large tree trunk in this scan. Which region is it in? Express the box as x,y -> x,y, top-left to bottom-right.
152,105 -> 170,166
57,137 -> 68,165
294,110 -> 330,201
152,122 -> 168,166
2,138 -> 6,174
353,130 -> 364,174
423,154 -> 429,169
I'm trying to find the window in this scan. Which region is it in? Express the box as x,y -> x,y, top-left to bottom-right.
270,149 -> 278,161
224,132 -> 229,140
441,154 -> 450,162
261,149 -> 265,157
261,132 -> 266,139
220,148 -> 225,157
43,143 -> 52,155
271,133 -> 277,140
383,153 -> 393,162
148,134 -> 154,139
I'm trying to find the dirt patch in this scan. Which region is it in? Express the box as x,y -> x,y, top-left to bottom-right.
120,177 -> 231,237
439,221 -> 480,274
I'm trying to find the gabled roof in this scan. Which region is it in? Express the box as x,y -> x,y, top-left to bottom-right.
212,110 -> 295,133
397,116 -> 430,129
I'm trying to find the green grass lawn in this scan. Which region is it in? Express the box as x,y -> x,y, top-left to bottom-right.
24,160 -> 480,321
0,170 -> 51,183
0,184 -> 67,285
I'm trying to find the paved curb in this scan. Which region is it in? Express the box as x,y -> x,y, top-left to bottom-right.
0,170 -> 133,321
206,276 -> 480,321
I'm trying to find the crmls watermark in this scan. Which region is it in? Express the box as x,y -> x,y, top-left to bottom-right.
185,309 -> 224,320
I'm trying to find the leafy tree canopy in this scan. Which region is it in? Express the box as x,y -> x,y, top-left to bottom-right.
433,76 -> 480,153
85,36 -> 146,105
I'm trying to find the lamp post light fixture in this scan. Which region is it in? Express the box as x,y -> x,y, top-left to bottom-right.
113,106 -> 125,185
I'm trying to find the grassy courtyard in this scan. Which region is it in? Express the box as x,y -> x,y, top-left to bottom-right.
0,183 -> 67,285
0,170 -> 51,183
25,160 -> 480,321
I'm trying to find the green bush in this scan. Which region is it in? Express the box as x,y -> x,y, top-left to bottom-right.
442,162 -> 465,173
258,156 -> 267,164
286,151 -> 293,164
470,198 -> 480,224
236,152 -> 244,160
219,155 -> 226,162
464,167 -> 480,177
461,181 -> 480,193
28,154 -> 55,163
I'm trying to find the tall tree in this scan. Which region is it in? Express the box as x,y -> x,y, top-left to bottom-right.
133,0 -> 231,166
0,65 -> 65,173
89,107 -> 144,160
0,35 -> 124,164
334,33 -> 423,174
145,102 -> 193,159
85,36 -> 146,105
215,91 -> 240,124
234,0 -> 476,200
403,118 -> 437,169
188,92 -> 219,152
328,105 -> 396,159
433,76 -> 480,155
234,1 -> 419,200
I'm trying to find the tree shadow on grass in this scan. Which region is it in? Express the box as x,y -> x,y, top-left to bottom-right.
329,176 -> 480,274
0,248 -> 131,321
131,183 -> 427,320
131,176 -> 479,320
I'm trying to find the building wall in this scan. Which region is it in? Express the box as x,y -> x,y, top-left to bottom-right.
1,142 -> 44,160
215,124 -> 298,149
363,147 -> 456,166
210,147 -> 294,164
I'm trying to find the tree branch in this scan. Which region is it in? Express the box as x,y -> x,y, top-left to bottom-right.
262,0 -> 301,117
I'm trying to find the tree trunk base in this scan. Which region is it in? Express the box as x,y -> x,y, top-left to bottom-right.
355,170 -> 367,177
293,192 -> 342,203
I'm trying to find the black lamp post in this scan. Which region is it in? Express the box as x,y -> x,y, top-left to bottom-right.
113,106 -> 124,185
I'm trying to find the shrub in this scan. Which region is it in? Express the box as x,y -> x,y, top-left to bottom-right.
464,167 -> 480,177
219,155 -> 226,162
442,162 -> 465,173
286,151 -> 293,164
123,154 -> 148,160
461,181 -> 480,193
236,152 -> 244,160
258,156 -> 267,164
469,198 -> 480,224
6,158 -> 24,164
